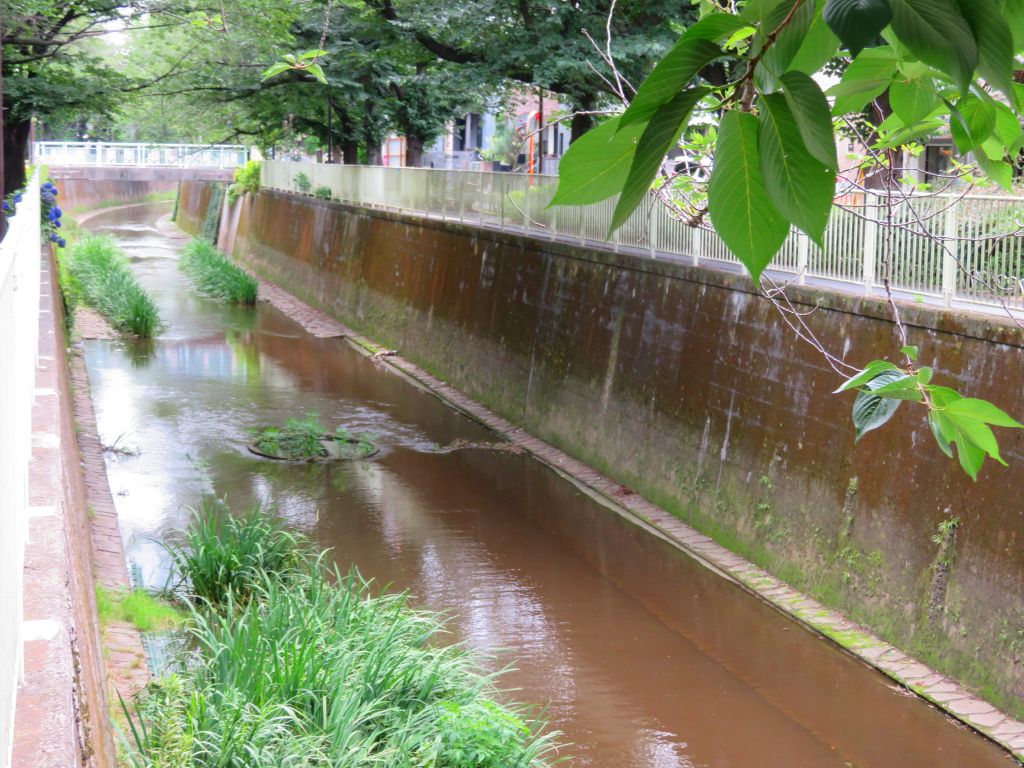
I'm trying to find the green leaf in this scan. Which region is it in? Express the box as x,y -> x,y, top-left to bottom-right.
992,102 -> 1024,151
918,366 -> 933,384
261,62 -> 291,80
789,5 -> 843,73
828,47 -> 898,114
1002,0 -> 1024,50
834,359 -> 900,392
870,374 -> 924,400
618,38 -> 722,131
852,371 -> 906,440
948,94 -> 996,152
824,0 -> 892,55
900,344 -> 918,361
956,0 -> 1017,107
758,93 -> 835,244
926,384 -> 963,407
708,111 -> 790,282
550,118 -> 647,206
943,398 -> 1024,428
781,72 -> 839,170
973,152 -> 1014,191
299,49 -> 328,60
887,0 -> 979,91
954,431 -> 987,479
890,75 -> 938,125
610,89 -> 705,233
929,411 -> 955,457
305,63 -> 327,84
683,13 -> 752,42
759,0 -> 817,87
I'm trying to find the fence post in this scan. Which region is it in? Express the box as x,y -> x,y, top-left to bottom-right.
797,232 -> 808,284
863,196 -> 877,296
649,201 -> 657,258
942,201 -> 958,307
691,227 -> 701,266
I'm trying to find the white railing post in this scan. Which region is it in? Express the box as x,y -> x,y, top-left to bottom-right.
649,200 -> 657,258
863,197 -> 877,296
797,232 -> 808,285
942,200 -> 958,307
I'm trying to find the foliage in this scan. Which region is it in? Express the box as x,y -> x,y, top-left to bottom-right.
60,234 -> 161,337
121,502 -> 560,767
251,413 -> 376,460
294,171 -> 312,194
227,160 -> 262,204
552,0 -> 1024,477
313,185 -> 333,200
835,346 -> 1023,480
95,585 -> 183,632
163,499 -> 307,606
179,237 -> 258,304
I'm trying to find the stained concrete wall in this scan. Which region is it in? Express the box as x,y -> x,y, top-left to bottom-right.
180,181 -> 1024,711
47,166 -> 230,213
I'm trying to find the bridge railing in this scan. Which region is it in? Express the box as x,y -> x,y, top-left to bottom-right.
262,159 -> 1024,315
35,141 -> 249,169
0,171 -> 41,768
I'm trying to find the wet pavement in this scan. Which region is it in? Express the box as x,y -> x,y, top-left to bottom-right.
82,202 -> 1016,767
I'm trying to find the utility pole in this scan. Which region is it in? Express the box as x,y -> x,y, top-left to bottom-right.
536,86 -> 543,175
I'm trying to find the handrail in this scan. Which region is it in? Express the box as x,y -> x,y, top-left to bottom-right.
261,160 -> 1024,315
34,141 -> 249,169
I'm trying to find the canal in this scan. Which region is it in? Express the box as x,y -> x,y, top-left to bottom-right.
81,202 -> 1014,767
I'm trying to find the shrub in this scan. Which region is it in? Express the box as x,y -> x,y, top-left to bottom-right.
294,171 -> 312,194
227,160 -> 261,204
313,185 -> 332,200
122,502 -> 559,767
61,234 -> 161,337
251,413 -> 375,460
179,237 -> 258,304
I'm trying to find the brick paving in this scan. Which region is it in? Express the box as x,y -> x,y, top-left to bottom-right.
254,269 -> 1024,763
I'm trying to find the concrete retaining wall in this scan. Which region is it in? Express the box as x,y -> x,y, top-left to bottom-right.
181,181 -> 1024,712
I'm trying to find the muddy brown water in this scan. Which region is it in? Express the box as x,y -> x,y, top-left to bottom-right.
82,203 -> 1015,767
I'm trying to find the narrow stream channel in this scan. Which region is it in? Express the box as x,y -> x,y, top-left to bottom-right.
82,202 -> 1014,768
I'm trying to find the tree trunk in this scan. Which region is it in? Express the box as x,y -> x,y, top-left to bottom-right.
342,139 -> 359,165
569,92 -> 597,144
3,119 -> 30,194
365,142 -> 381,166
405,136 -> 423,168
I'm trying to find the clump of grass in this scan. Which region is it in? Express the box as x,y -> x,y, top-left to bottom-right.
121,502 -> 560,767
179,237 -> 258,304
251,412 -> 376,461
95,585 -> 182,632
61,234 -> 161,337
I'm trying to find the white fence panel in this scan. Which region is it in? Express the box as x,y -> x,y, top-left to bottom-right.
34,141 -> 248,169
260,160 -> 1024,315
0,170 -> 42,768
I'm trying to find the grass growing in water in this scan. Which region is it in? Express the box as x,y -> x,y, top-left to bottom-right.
179,237 -> 258,304
252,412 -> 376,460
122,502 -> 560,766
61,234 -> 161,337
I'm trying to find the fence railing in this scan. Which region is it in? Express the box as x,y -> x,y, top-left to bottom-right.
35,141 -> 249,169
262,160 -> 1024,313
0,171 -> 41,768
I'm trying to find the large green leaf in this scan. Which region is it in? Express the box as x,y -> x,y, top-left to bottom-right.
852,370 -> 905,441
618,38 -> 722,131
549,117 -> 646,207
758,0 -> 817,88
973,151 -> 1013,191
827,46 -> 898,114
610,89 -> 705,234
708,111 -> 790,281
759,93 -> 835,245
824,0 -> 892,55
887,0 -> 979,90
1003,0 -> 1024,50
956,0 -> 1017,107
781,71 -> 838,170
992,102 -> 1024,152
948,94 -> 996,152
789,5 -> 843,74
889,74 -> 938,125
944,397 -> 1023,427
682,12 -> 752,43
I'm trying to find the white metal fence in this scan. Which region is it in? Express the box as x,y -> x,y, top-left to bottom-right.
35,141 -> 249,169
262,160 -> 1024,313
0,171 -> 41,768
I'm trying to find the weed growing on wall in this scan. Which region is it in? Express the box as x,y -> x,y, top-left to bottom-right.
227,159 -> 261,204
121,501 -> 561,766
179,237 -> 258,304
61,234 -> 161,337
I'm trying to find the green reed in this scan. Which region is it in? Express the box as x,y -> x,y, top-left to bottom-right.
179,237 -> 258,304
